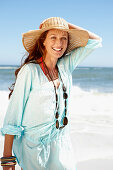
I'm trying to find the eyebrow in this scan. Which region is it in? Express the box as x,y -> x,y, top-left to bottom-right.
49,34 -> 67,37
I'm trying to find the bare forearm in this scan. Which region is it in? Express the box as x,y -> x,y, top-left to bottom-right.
68,23 -> 101,40
3,134 -> 14,156
2,135 -> 15,170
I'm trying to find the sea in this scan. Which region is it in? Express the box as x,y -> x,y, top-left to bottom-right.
0,65 -> 113,164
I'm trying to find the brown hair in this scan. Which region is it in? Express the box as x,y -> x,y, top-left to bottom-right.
8,31 -> 48,99
8,30 -> 69,99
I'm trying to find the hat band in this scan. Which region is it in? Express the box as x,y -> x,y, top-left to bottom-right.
41,25 -> 69,30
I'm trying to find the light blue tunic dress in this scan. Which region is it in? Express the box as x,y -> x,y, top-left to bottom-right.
1,39 -> 102,170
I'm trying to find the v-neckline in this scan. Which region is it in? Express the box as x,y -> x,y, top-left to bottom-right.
38,62 -> 61,90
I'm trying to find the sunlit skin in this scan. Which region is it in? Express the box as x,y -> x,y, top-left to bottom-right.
43,29 -> 68,70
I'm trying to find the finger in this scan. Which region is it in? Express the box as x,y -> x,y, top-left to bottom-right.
39,23 -> 43,29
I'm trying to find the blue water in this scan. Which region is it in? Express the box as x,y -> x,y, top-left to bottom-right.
0,65 -> 113,93
72,67 -> 113,93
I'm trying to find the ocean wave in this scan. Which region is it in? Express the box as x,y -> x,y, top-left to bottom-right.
72,85 -> 113,95
1,87 -> 113,130
0,66 -> 18,69
76,67 -> 90,70
1,86 -> 113,118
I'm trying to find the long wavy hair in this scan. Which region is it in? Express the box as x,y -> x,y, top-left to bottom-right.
8,30 -> 69,99
8,31 -> 48,99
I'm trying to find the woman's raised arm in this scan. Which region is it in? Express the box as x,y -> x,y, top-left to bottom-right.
68,23 -> 102,40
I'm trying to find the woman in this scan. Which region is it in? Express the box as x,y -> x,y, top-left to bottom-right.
0,17 -> 102,170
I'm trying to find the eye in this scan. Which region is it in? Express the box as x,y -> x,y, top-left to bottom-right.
51,36 -> 56,40
61,37 -> 67,40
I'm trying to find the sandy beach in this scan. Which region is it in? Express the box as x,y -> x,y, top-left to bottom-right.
77,159 -> 113,170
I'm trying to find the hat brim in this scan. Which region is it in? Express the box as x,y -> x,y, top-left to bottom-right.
22,27 -> 89,54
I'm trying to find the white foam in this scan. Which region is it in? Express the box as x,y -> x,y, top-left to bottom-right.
70,86 -> 113,116
68,86 -> 113,162
69,86 -> 113,132
0,66 -> 18,69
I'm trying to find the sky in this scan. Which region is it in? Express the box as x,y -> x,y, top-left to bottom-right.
0,0 -> 113,67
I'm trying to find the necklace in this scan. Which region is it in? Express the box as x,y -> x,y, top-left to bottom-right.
43,61 -> 68,129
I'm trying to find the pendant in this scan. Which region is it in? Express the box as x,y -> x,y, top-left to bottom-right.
62,84 -> 66,92
55,111 -> 59,119
56,120 -> 59,129
63,116 -> 68,125
63,92 -> 68,99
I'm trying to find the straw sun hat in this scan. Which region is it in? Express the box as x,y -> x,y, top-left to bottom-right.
22,17 -> 89,54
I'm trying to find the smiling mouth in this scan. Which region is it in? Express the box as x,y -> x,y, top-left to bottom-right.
52,48 -> 63,52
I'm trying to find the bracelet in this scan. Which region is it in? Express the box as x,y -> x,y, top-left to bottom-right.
0,156 -> 17,167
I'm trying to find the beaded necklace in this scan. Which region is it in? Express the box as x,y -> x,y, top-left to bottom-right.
43,60 -> 68,129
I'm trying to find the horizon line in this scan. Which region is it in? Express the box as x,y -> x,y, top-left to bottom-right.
0,65 -> 113,68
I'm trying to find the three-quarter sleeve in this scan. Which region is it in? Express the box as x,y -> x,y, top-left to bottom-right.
1,64 -> 32,138
62,38 -> 102,74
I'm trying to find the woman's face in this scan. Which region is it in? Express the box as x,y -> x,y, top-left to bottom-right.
43,29 -> 68,59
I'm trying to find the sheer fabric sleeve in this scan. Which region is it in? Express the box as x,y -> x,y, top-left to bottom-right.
1,64 -> 32,138
61,38 -> 102,74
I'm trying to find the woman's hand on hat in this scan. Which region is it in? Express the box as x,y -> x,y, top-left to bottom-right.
39,23 -> 43,29
68,23 -> 76,29
68,23 -> 84,30
68,22 -> 84,30
68,22 -> 102,40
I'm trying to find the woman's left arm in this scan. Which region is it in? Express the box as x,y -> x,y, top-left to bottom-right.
68,23 -> 102,40
59,23 -> 102,74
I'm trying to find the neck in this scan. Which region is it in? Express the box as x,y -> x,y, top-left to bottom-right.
44,55 -> 58,70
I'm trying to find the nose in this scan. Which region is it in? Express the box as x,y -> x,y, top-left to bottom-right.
55,39 -> 62,47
